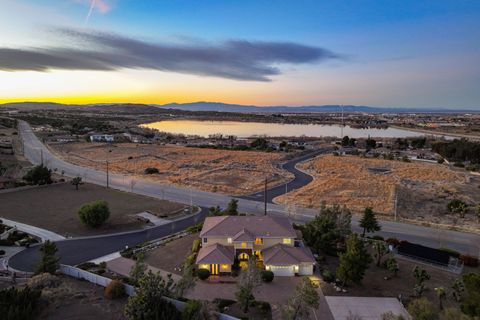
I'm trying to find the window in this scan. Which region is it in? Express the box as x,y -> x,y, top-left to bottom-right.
283,238 -> 291,245
203,238 -> 208,243
255,237 -> 263,245
227,237 -> 232,244
241,242 -> 247,248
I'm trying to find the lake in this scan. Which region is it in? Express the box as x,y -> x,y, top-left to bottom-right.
141,120 -> 439,139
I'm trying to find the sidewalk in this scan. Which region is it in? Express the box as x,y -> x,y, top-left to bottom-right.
1,217 -> 65,241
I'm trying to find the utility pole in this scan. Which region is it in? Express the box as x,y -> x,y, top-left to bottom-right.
106,160 -> 109,188
264,177 -> 267,215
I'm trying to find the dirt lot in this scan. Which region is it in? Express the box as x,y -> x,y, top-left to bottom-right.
276,154 -> 480,232
0,182 -> 185,237
321,252 -> 473,313
144,232 -> 200,275
50,142 -> 292,195
35,276 -> 127,320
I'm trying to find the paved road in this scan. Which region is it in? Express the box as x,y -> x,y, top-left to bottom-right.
8,121 -> 480,272
240,148 -> 333,203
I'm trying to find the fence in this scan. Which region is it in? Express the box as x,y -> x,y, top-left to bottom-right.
59,264 -> 239,320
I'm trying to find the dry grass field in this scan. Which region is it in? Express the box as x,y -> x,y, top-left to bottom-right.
0,182 -> 185,236
276,155 -> 480,231
51,142 -> 292,195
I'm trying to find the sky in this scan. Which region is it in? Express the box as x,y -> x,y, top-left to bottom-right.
0,0 -> 479,109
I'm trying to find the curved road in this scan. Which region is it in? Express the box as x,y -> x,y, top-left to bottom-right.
8,121 -> 480,271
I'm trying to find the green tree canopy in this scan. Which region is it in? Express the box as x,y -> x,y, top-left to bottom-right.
23,165 -> 52,185
359,207 -> 381,237
35,240 -> 59,275
78,200 -> 110,228
301,204 -> 351,256
224,199 -> 239,216
124,271 -> 178,320
336,233 -> 372,286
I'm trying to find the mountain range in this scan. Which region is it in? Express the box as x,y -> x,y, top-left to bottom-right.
156,102 -> 478,113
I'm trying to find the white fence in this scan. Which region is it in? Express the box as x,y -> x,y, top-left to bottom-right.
59,264 -> 239,320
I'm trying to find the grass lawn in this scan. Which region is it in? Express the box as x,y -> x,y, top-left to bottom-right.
144,232 -> 199,275
0,182 -> 185,237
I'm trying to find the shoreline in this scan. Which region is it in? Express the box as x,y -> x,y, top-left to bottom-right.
390,125 -> 480,140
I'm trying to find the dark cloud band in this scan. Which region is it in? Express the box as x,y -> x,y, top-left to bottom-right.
0,28 -> 340,81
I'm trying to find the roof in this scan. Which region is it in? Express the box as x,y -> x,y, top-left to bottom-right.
196,243 -> 235,265
262,244 -> 315,266
233,228 -> 256,241
200,216 -> 296,239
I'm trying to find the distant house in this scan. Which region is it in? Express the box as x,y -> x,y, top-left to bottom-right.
89,134 -> 115,142
196,216 -> 315,276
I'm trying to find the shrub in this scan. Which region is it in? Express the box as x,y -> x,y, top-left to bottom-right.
459,255 -> 479,267
321,270 -> 335,283
256,301 -> 272,315
105,280 -> 125,299
78,200 -> 110,228
182,300 -> 202,320
192,239 -> 201,253
186,253 -> 196,265
144,167 -> 159,174
27,273 -> 60,290
23,165 -> 52,185
187,222 -> 203,234
0,286 -> 41,319
197,268 -> 210,280
261,270 -> 274,283
213,298 -> 236,312
0,249 -> 5,256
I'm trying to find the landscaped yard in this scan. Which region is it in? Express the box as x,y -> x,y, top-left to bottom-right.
0,182 -> 185,237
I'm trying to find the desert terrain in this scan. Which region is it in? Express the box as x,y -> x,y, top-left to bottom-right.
50,142 -> 292,195
276,154 -> 480,232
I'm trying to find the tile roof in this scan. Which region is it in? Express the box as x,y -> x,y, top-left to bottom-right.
200,216 -> 296,238
262,244 -> 315,265
233,228 -> 256,241
196,243 -> 235,265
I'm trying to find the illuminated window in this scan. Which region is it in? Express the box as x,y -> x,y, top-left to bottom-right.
283,238 -> 291,245
221,264 -> 229,270
241,242 -> 247,248
227,238 -> 232,244
255,237 -> 263,245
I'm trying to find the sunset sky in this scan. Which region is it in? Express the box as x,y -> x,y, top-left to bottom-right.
1,0 -> 479,108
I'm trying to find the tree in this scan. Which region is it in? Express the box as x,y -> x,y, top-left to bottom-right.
35,240 -> 59,274
224,199 -> 239,216
337,233 -> 372,286
440,308 -> 471,320
372,241 -> 388,267
301,204 -> 351,256
386,258 -> 399,277
447,199 -> 468,218
0,286 -> 41,320
23,164 -> 52,185
182,300 -> 213,320
366,137 -> 377,150
407,298 -> 437,320
342,136 -> 351,147
282,278 -> 319,320
129,253 -> 147,286
359,207 -> 381,237
208,206 -> 222,216
461,272 -> 480,317
435,287 -> 446,310
250,138 -> 269,150
78,200 -> 110,228
451,278 -> 465,302
124,271 -> 179,320
235,257 -> 262,313
71,176 -> 82,190
413,266 -> 431,297
175,260 -> 196,298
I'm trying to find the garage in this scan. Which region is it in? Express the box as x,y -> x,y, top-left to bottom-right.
267,265 -> 295,276
298,263 -> 314,276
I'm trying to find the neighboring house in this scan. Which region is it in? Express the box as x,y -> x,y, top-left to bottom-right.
90,134 -> 115,142
196,216 -> 315,276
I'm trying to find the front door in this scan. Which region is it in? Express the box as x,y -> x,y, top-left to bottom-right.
211,264 -> 219,275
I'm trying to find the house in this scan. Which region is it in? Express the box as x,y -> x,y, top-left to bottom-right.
90,134 -> 115,142
196,216 -> 315,276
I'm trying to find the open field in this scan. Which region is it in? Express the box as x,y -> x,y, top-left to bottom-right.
276,154 -> 480,232
144,232 -> 199,275
51,142 -> 292,195
0,182 -> 185,237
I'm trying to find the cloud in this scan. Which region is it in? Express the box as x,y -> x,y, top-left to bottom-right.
0,28 -> 341,81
